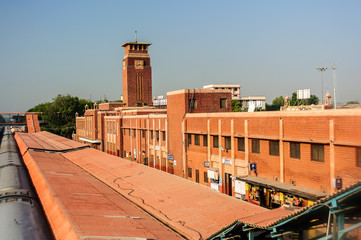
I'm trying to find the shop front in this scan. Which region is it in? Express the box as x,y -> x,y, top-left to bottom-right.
234,175 -> 327,209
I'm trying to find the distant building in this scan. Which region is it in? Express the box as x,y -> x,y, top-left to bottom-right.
152,95 -> 167,109
203,84 -> 241,100
241,96 -> 266,111
281,92 -> 334,111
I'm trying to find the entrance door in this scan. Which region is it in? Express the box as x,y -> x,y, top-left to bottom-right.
196,170 -> 200,183
224,173 -> 232,196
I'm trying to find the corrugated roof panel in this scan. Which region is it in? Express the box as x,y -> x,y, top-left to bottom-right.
62,148 -> 269,240
15,131 -> 87,152
23,150 -> 185,240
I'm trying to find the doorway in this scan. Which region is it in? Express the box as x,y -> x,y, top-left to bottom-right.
224,173 -> 232,196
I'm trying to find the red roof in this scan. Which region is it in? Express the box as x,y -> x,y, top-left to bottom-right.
22,150 -> 185,240
62,148 -> 269,239
15,131 -> 87,155
16,131 -> 305,239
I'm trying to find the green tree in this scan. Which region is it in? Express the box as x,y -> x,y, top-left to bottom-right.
28,94 -> 92,138
232,100 -> 242,112
28,102 -> 51,120
308,95 -> 319,105
272,96 -> 284,107
346,100 -> 360,105
266,96 -> 284,111
290,92 -> 298,106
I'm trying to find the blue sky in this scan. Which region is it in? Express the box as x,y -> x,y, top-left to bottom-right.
1,1 -> 361,112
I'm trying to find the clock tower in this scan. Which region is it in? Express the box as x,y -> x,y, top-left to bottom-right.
121,41 -> 152,107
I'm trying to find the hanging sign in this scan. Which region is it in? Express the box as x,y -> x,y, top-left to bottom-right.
249,163 -> 257,171
222,159 -> 232,165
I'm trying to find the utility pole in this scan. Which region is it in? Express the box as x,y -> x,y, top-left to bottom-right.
332,63 -> 337,109
316,67 -> 328,104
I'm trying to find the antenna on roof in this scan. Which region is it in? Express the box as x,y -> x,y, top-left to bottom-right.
135,30 -> 137,43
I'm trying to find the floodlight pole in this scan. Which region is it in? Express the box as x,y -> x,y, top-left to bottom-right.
332,63 -> 337,109
316,67 -> 328,104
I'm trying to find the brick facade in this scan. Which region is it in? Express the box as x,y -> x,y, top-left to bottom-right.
122,42 -> 152,107
75,89 -> 361,199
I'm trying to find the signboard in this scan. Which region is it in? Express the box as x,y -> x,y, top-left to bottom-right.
167,154 -> 174,160
174,160 -> 177,166
203,161 -> 210,168
155,146 -> 160,151
222,159 -> 232,165
133,149 -> 136,159
235,180 -> 246,195
249,163 -> 257,171
297,89 -> 311,100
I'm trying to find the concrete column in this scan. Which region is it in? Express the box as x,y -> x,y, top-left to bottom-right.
182,119 -> 186,178
218,119 -> 223,192
245,120 -> 249,175
147,117 -> 150,162
159,118 -> 162,170
330,120 -> 335,193
153,119 -> 156,167
231,119 -> 235,176
280,118 -> 284,183
130,119 -> 133,160
207,118 -> 211,163
136,119 -> 138,163
165,118 -> 168,171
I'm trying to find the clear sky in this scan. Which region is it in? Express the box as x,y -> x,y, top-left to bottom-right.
1,1 -> 361,112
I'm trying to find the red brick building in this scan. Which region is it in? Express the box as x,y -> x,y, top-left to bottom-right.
74,40 -> 361,209
121,41 -> 152,107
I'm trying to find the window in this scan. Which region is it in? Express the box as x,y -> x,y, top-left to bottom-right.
213,136 -> 219,148
189,99 -> 197,109
204,171 -> 209,183
133,129 -> 136,137
162,131 -> 166,141
237,137 -> 245,152
194,134 -> 200,146
311,144 -> 324,162
151,131 -> 154,139
203,135 -> 208,147
290,142 -> 300,159
357,148 -> 361,167
187,134 -> 192,145
156,131 -> 159,141
188,167 -> 192,178
220,98 -> 227,109
252,139 -> 260,154
269,140 -> 279,156
142,130 -> 146,138
224,136 -> 231,150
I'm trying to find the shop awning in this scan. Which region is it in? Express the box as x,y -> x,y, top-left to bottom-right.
235,175 -> 327,201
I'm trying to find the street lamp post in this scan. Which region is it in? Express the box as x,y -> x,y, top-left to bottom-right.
332,63 -> 337,109
316,67 -> 328,104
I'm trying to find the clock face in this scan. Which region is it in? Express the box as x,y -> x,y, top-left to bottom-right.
134,60 -> 144,69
